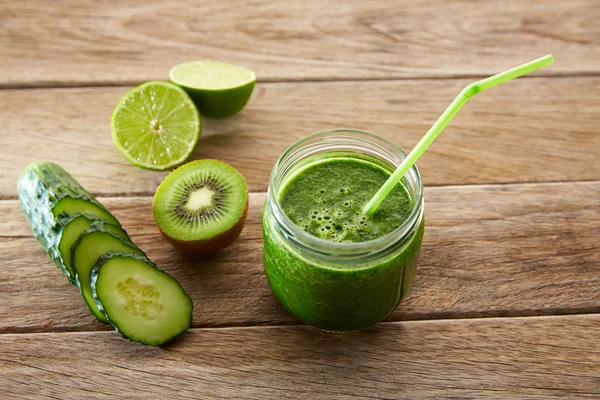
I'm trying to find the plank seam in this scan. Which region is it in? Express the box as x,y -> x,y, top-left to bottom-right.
1,178 -> 599,201
1,72 -> 600,91
1,311 -> 598,336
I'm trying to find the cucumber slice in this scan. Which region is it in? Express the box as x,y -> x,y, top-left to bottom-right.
72,223 -> 144,323
91,252 -> 193,346
58,214 -> 130,282
17,161 -> 120,279
53,197 -> 119,226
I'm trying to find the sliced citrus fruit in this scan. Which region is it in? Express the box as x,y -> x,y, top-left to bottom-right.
169,60 -> 255,119
111,81 -> 201,170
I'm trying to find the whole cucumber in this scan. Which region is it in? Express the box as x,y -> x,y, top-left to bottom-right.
17,161 -> 119,281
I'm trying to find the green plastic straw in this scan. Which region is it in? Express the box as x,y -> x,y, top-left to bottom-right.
363,54 -> 554,215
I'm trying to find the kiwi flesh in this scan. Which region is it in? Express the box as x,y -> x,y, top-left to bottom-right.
153,159 -> 248,255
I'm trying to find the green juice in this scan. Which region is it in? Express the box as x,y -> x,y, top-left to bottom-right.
263,155 -> 424,332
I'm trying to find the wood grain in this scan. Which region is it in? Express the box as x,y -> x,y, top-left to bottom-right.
0,315 -> 598,399
1,0 -> 599,87
2,77 -> 599,198
1,181 -> 598,333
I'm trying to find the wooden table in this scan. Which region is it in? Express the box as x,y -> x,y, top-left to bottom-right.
1,1 -> 599,398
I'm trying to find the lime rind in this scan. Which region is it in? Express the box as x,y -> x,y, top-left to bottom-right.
111,81 -> 201,171
169,61 -> 256,119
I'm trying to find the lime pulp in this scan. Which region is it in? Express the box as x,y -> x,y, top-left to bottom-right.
111,81 -> 201,170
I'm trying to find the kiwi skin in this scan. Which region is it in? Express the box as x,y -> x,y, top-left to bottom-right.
156,196 -> 248,256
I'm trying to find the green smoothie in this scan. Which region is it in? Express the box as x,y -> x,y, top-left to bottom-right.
263,155 -> 424,332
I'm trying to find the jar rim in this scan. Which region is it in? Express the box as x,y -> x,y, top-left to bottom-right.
267,128 -> 424,260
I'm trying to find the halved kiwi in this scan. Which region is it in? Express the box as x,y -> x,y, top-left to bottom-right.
153,159 -> 248,255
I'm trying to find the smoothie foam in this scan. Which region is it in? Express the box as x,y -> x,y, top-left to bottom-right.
279,157 -> 413,243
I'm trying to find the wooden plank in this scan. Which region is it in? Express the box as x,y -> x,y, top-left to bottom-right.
0,315 -> 598,399
1,182 -> 598,333
1,0 -> 599,87
2,77 -> 599,198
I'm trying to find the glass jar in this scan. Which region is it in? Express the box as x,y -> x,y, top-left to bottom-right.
263,129 -> 424,332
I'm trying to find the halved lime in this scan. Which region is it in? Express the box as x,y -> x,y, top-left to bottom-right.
111,81 -> 201,171
169,60 -> 256,119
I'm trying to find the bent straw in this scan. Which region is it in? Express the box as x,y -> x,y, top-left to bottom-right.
363,54 -> 554,215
